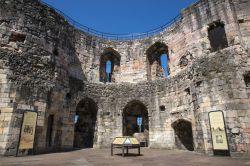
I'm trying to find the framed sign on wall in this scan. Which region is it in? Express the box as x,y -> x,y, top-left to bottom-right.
208,111 -> 230,156
16,111 -> 38,156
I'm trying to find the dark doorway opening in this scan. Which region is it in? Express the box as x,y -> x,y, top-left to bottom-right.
123,101 -> 149,146
46,115 -> 54,147
172,119 -> 194,151
74,98 -> 98,148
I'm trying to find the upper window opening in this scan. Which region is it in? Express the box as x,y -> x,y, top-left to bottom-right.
99,48 -> 120,83
208,21 -> 228,52
146,42 -> 169,81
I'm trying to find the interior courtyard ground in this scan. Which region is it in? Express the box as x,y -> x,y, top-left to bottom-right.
0,148 -> 250,166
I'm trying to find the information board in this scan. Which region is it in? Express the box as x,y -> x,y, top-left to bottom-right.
18,111 -> 38,150
209,111 -> 229,151
130,138 -> 139,144
112,136 -> 139,145
113,137 -> 126,145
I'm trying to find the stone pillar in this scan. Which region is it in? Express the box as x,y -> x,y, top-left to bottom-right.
0,61 -> 17,155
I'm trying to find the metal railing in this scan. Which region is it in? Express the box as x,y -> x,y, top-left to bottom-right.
39,0 -> 182,41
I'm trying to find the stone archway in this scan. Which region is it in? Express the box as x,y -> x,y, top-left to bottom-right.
73,98 -> 98,148
172,119 -> 194,151
123,100 -> 149,146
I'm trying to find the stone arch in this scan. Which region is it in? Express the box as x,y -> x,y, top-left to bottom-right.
171,119 -> 194,151
73,97 -> 98,148
122,100 -> 149,146
146,42 -> 170,81
99,47 -> 121,83
119,98 -> 150,112
72,92 -> 99,110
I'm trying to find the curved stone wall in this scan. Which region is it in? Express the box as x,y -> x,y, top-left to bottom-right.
0,0 -> 249,157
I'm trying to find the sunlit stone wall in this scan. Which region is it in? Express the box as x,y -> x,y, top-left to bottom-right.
0,0 -> 249,157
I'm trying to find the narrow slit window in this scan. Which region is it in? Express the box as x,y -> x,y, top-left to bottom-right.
146,42 -> 169,81
106,60 -> 112,82
160,54 -> 169,79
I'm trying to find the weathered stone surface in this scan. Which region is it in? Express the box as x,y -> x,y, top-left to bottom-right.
231,128 -> 240,134
0,0 -> 249,158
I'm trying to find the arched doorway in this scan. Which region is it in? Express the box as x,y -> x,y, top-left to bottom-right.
123,100 -> 149,146
172,119 -> 194,151
74,98 -> 97,148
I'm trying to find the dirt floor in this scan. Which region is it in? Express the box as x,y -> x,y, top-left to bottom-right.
0,148 -> 249,166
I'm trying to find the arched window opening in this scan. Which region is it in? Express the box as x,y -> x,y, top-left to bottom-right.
106,60 -> 112,82
99,48 -> 120,83
146,42 -> 170,81
208,21 -> 228,52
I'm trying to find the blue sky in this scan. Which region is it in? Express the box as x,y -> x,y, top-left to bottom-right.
42,0 -> 197,34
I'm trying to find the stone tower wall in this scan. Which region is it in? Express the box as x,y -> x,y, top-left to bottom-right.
0,0 -> 249,157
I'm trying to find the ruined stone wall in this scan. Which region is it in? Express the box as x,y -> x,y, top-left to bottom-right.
231,0 -> 250,49
0,0 -> 249,157
0,50 -> 15,155
0,0 -> 76,154
73,0 -> 247,83
66,45 -> 250,156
